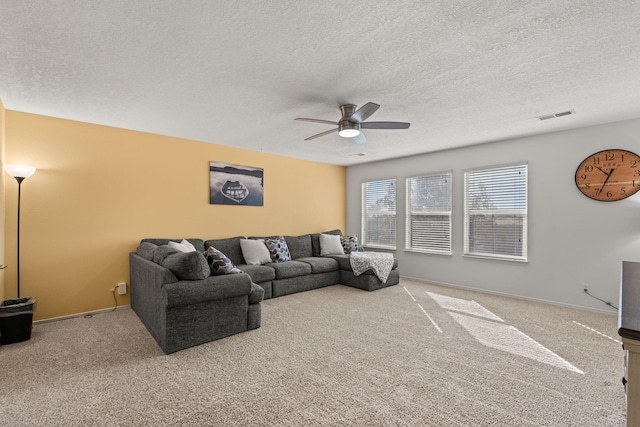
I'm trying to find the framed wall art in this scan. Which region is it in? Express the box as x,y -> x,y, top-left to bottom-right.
209,161 -> 264,206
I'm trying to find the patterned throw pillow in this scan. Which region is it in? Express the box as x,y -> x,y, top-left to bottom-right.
341,235 -> 359,254
204,247 -> 242,275
264,237 -> 292,263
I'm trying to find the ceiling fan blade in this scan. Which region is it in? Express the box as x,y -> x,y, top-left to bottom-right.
304,128 -> 338,141
360,121 -> 410,130
349,102 -> 380,123
352,132 -> 367,144
295,118 -> 339,126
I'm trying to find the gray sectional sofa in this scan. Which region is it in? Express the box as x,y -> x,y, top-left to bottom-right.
129,230 -> 399,354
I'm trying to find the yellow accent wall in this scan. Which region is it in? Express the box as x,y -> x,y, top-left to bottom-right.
3,110 -> 346,320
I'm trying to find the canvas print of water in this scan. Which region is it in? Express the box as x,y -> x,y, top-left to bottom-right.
209,162 -> 264,206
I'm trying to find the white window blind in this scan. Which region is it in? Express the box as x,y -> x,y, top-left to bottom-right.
406,172 -> 452,254
464,163 -> 527,261
361,179 -> 396,249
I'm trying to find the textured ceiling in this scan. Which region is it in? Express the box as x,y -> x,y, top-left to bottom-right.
1,1 -> 640,166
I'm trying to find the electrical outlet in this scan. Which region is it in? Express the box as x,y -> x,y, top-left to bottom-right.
117,282 -> 127,295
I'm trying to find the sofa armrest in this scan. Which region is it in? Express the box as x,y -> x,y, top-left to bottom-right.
162,273 -> 253,308
130,252 -> 178,306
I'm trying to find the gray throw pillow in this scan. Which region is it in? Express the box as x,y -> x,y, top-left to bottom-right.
161,251 -> 210,280
204,247 -> 242,275
153,245 -> 179,264
264,237 -> 292,263
136,242 -> 158,261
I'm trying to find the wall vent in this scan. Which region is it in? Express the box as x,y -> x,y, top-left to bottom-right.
537,109 -> 575,121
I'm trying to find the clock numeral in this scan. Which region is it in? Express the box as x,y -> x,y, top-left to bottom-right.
592,157 -> 600,165
606,152 -> 615,161
631,160 -> 637,168
621,187 -> 627,195
585,182 -> 591,189
635,170 -> 640,177
606,191 -> 613,199
580,174 -> 587,180
584,165 -> 594,172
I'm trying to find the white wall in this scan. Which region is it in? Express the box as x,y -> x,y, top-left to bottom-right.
347,118 -> 640,313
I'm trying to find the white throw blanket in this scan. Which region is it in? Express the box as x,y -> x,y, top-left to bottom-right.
349,252 -> 394,283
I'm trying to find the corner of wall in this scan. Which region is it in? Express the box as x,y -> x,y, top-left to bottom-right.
0,98 -> 6,299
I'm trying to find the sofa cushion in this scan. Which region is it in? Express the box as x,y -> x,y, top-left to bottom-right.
237,264 -> 276,283
163,273 -> 252,308
153,245 -> 179,264
311,229 -> 342,257
136,242 -> 158,261
320,233 -> 345,256
268,260 -> 312,279
283,234 -> 312,259
297,257 -> 339,274
341,235 -> 359,254
264,237 -> 292,262
205,237 -> 246,266
204,247 -> 242,275
248,282 -> 265,304
161,251 -> 211,281
240,239 -> 272,265
142,238 -> 205,252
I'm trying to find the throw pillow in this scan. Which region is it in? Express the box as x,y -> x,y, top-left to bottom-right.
319,233 -> 345,256
136,242 -> 158,261
161,251 -> 210,280
239,239 -> 272,265
204,247 -> 242,275
168,239 -> 197,253
153,245 -> 179,264
264,237 -> 292,263
341,235 -> 359,254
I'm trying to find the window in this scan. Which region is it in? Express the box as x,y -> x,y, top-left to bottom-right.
361,179 -> 396,249
406,172 -> 452,254
464,163 -> 527,261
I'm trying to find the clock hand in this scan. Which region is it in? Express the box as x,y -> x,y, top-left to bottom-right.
595,166 -> 611,176
597,168 -> 615,195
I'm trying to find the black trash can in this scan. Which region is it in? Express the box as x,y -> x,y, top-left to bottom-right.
0,297 -> 36,344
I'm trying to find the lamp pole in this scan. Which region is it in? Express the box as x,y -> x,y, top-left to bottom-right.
4,164 -> 36,299
15,176 -> 25,298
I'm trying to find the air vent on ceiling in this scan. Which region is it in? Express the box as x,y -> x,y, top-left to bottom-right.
537,109 -> 575,121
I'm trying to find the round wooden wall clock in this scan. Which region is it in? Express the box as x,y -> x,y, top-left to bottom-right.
575,149 -> 640,201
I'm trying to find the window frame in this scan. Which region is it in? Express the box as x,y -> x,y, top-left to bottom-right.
405,171 -> 453,255
463,162 -> 528,262
361,178 -> 397,250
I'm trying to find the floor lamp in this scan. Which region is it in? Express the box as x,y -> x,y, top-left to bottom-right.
4,164 -> 36,298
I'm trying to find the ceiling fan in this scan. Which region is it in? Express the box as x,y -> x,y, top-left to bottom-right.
295,102 -> 410,144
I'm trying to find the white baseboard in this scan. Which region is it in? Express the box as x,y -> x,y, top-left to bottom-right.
399,275 -> 617,316
33,304 -> 131,324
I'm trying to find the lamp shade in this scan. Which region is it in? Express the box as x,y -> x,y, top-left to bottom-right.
4,164 -> 36,179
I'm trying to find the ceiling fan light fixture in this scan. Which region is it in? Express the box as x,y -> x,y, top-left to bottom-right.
338,121 -> 360,138
338,128 -> 361,138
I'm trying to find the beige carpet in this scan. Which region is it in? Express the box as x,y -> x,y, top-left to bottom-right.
0,279 -> 626,426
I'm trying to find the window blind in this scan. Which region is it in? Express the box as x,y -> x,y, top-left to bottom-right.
361,179 -> 396,249
464,163 -> 527,261
406,172 -> 452,254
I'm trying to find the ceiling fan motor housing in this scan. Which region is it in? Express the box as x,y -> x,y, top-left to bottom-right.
339,104 -> 360,137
